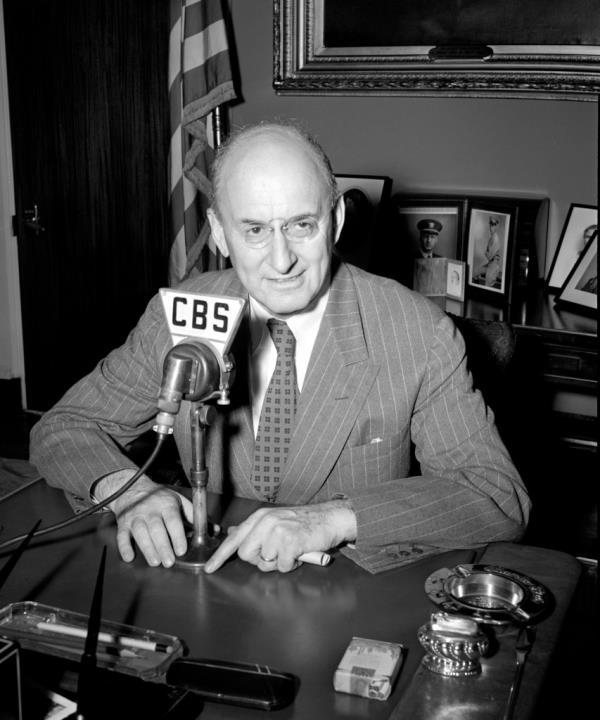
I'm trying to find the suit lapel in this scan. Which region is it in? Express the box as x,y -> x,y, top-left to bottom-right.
279,264 -> 379,505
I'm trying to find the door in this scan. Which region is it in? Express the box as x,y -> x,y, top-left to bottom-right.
3,0 -> 170,411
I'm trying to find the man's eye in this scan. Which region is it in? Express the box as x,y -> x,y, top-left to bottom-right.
245,226 -> 268,240
288,220 -> 317,237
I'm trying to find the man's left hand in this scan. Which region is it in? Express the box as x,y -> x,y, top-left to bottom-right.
203,499 -> 356,573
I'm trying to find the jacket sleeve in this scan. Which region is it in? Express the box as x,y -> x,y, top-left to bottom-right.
30,293 -> 169,505
340,312 -> 531,573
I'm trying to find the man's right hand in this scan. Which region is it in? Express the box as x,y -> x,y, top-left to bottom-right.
92,472 -> 193,568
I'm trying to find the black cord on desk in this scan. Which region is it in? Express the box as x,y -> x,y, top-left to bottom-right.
0,434 -> 166,552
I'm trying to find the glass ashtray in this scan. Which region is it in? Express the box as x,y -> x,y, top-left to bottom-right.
0,601 -> 184,680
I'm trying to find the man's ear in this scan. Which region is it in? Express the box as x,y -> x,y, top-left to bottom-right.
207,208 -> 230,258
332,194 -> 346,245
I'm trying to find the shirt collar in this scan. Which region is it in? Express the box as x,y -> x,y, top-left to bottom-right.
248,290 -> 330,352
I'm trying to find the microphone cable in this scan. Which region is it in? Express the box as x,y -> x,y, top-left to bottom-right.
0,433 -> 166,552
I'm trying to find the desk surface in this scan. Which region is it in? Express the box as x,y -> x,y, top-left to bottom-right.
0,481 -> 581,720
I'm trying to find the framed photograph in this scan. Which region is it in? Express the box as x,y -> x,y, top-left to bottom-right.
335,174 -> 391,208
413,257 -> 447,297
466,205 -> 514,300
334,174 -> 392,269
446,259 -> 466,301
555,232 -> 597,314
274,0 -> 600,99
395,198 -> 464,261
545,204 -> 598,292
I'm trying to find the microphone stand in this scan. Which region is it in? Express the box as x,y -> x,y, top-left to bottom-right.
174,401 -> 222,572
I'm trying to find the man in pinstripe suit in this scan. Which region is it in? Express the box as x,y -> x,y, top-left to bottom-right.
31,122 -> 530,574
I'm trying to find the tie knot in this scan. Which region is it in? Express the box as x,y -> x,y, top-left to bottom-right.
267,319 -> 295,356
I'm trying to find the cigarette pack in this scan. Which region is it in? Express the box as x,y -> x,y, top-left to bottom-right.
333,636 -> 404,701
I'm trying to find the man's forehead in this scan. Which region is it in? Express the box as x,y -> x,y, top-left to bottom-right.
228,193 -> 326,222
221,151 -> 328,213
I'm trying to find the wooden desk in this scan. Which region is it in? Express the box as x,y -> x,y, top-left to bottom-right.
0,481 -> 581,719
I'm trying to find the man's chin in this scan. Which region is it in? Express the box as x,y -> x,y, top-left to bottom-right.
260,292 -> 318,318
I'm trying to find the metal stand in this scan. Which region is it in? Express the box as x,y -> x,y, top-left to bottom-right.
174,402 -> 222,572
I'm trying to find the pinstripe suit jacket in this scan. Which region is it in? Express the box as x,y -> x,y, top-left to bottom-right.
31,262 -> 530,572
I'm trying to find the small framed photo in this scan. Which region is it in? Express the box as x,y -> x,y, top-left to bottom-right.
466,205 -> 514,300
413,257 -> 447,297
446,259 -> 466,302
546,204 -> 597,292
334,174 -> 392,269
395,198 -> 464,261
555,231 -> 597,314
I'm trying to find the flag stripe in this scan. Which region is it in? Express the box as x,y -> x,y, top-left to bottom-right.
168,0 -> 237,286
184,20 -> 229,67
183,53 -> 235,119
169,176 -> 185,232
184,0 -> 224,35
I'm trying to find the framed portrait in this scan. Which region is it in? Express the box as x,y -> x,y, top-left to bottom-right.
413,257 -> 447,297
334,174 -> 392,270
446,259 -> 466,301
466,205 -> 515,300
274,0 -> 600,100
546,204 -> 598,292
555,232 -> 597,314
394,198 -> 464,261
335,174 -> 391,208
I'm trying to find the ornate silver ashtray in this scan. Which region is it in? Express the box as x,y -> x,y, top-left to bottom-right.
425,564 -> 552,625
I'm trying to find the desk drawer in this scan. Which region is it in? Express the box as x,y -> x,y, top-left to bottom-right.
515,326 -> 597,391
545,346 -> 596,378
543,344 -> 597,388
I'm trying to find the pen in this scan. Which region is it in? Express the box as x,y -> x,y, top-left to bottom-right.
0,626 -> 138,658
298,551 -> 331,567
34,621 -> 172,653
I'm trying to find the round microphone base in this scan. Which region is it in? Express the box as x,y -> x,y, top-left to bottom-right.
174,533 -> 223,573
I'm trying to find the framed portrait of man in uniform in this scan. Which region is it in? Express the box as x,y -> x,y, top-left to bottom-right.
394,197 -> 464,261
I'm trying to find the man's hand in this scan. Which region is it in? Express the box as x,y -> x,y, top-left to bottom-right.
93,472 -> 192,568
204,499 -> 356,574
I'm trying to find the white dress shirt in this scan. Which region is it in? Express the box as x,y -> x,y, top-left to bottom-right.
248,291 -> 329,436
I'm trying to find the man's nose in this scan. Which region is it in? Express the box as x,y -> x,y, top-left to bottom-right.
269,227 -> 297,273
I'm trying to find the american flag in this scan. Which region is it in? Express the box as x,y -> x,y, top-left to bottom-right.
168,0 -> 237,286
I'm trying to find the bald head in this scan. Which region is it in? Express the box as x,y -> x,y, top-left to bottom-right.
205,120 -> 346,317
210,122 -> 339,217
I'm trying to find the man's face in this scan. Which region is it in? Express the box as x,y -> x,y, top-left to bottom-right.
421,231 -> 438,253
209,133 -> 344,317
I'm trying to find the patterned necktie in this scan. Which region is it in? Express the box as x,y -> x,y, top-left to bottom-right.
252,320 -> 298,501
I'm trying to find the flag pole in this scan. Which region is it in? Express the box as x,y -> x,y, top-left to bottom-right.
212,105 -> 228,271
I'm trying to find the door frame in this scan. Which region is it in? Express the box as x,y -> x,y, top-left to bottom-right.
0,0 -> 26,408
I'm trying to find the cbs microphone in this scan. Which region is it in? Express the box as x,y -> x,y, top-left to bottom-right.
154,290 -> 247,436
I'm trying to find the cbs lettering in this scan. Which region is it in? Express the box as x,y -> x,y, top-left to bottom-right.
171,296 -> 229,333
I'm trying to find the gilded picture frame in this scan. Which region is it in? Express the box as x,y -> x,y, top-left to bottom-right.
274,0 -> 600,99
